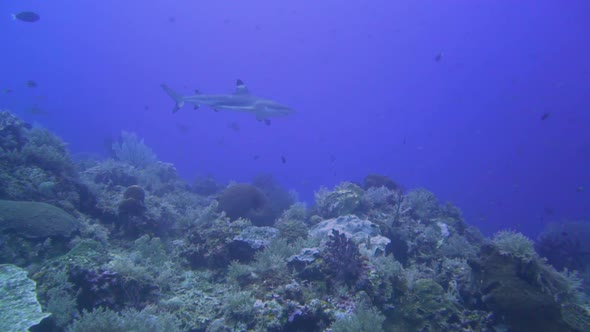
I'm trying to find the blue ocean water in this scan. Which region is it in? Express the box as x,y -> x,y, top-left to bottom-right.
2,0 -> 589,238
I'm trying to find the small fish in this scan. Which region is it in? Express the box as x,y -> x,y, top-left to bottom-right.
541,112 -> 551,120
1,89 -> 12,94
576,186 -> 585,193
26,80 -> 37,88
176,124 -> 190,133
227,121 -> 240,132
253,155 -> 260,160
544,207 -> 554,216
434,52 -> 443,62
168,17 -> 176,23
144,105 -> 150,110
281,155 -> 286,164
12,11 -> 40,23
26,104 -> 47,115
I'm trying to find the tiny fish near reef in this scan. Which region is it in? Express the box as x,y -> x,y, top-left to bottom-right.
12,11 -> 40,22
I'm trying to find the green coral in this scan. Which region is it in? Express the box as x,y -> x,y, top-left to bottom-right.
0,264 -> 51,332
398,278 -> 459,330
405,188 -> 442,221
315,182 -> 364,218
67,306 -> 181,332
109,235 -> 175,291
223,290 -> 256,322
561,303 -> 590,332
21,127 -> 74,174
330,306 -> 385,332
492,230 -> 538,262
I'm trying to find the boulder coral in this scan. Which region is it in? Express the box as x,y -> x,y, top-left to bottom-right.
0,199 -> 79,238
217,183 -> 275,226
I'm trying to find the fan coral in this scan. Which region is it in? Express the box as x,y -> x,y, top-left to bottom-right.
111,131 -> 157,169
322,230 -> 367,289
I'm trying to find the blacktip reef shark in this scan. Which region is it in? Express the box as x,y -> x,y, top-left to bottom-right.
161,79 -> 295,125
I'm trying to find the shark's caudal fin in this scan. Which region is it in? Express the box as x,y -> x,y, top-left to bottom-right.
161,84 -> 185,113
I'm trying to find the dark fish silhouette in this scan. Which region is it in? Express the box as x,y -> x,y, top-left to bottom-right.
176,124 -> 190,133
26,80 -> 37,88
227,121 -> 240,132
434,52 -> 443,62
541,112 -> 551,120
281,155 -> 286,164
26,104 -> 47,115
12,11 -> 40,22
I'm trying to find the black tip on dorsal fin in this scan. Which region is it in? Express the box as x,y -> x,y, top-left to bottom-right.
236,79 -> 244,86
195,89 -> 200,94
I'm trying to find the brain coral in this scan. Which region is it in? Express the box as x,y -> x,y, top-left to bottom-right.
0,200 -> 79,238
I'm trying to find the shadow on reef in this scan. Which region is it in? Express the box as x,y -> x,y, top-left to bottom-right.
1,111 -> 590,332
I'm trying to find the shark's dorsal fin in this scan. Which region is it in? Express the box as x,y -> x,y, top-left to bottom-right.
234,79 -> 249,95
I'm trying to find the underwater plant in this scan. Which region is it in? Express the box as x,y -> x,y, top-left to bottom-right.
111,131 -> 157,169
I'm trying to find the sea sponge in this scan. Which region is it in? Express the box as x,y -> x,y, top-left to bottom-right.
217,183 -> 274,226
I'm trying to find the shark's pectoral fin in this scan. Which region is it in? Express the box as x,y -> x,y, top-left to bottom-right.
173,101 -> 184,113
255,114 -> 271,125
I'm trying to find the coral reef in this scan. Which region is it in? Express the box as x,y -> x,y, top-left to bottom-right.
0,110 -> 587,332
536,222 -> 590,273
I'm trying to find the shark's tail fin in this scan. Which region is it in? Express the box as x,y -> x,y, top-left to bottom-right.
161,84 -> 185,113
